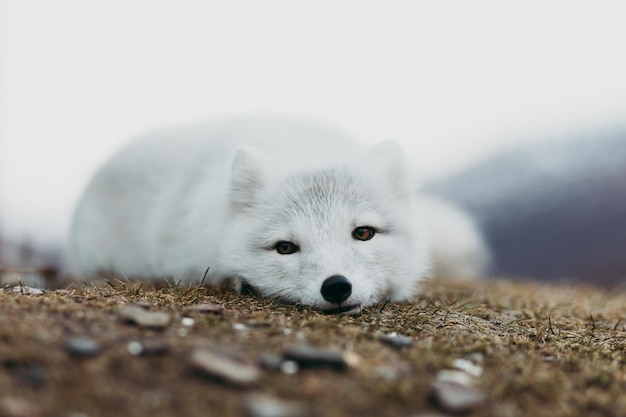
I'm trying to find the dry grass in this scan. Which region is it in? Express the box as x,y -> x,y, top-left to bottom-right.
1,278 -> 626,417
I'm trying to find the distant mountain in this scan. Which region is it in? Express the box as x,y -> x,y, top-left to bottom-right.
427,127 -> 626,288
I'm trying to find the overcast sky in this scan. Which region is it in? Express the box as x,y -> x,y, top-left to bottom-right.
2,0 -> 626,244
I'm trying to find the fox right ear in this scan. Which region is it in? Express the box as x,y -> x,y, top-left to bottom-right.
230,146 -> 267,211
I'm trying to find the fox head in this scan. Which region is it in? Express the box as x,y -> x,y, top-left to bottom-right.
219,141 -> 430,314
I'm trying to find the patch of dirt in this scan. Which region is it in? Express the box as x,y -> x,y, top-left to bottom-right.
1,278 -> 626,417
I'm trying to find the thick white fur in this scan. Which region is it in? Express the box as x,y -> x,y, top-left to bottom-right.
69,119 -> 488,311
416,195 -> 491,280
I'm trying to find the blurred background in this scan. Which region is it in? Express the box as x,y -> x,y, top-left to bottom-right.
1,1 -> 625,287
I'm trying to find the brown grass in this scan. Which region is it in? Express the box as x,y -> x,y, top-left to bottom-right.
1,278 -> 626,417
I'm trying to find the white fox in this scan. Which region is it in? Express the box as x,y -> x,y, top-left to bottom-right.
69,119 -> 489,313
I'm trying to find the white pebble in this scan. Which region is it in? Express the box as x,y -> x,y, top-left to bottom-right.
12,285 -> 44,296
127,341 -> 143,355
280,360 -> 299,375
452,358 -> 483,378
436,370 -> 475,387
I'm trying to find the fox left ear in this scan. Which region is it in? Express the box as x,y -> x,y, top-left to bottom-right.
229,146 -> 267,211
367,140 -> 416,197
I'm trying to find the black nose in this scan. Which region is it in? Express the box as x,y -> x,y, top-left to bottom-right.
321,275 -> 352,304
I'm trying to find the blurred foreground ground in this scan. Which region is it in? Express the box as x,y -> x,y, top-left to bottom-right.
1,278 -> 626,417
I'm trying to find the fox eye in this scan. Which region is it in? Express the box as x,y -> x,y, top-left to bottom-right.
352,226 -> 376,241
275,241 -> 300,255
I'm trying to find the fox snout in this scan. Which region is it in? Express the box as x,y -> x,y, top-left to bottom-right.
320,275 -> 352,304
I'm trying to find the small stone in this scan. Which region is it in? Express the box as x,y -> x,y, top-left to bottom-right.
186,302 -> 224,314
467,352 -> 485,364
12,285 -> 44,296
436,370 -> 475,387
430,381 -> 485,413
65,337 -> 101,358
378,332 -> 413,348
342,351 -> 362,368
190,349 -> 261,387
127,339 -> 169,356
244,394 -> 312,417
120,306 -> 171,329
283,346 -> 347,370
452,358 -> 483,378
280,361 -> 299,375
181,317 -> 195,327
127,341 -> 143,355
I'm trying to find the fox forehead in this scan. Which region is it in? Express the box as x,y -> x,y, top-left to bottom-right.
250,167 -> 398,243
285,167 -> 379,209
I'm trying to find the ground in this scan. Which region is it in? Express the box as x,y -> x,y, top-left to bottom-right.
1,278 -> 626,417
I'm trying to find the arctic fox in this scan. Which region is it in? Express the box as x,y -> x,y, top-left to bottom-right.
69,119 -> 488,313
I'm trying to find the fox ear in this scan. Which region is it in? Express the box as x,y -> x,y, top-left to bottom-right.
367,140 -> 415,197
230,146 -> 267,210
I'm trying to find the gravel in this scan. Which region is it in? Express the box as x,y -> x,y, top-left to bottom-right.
190,349 -> 261,387
283,346 -> 348,370
119,306 -> 171,329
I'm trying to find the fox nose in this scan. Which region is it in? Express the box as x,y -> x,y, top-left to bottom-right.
321,275 -> 352,304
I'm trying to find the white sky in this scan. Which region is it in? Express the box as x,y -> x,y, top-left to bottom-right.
2,0 -> 626,244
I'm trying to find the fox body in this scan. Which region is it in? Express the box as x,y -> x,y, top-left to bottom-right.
70,119 -> 488,313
